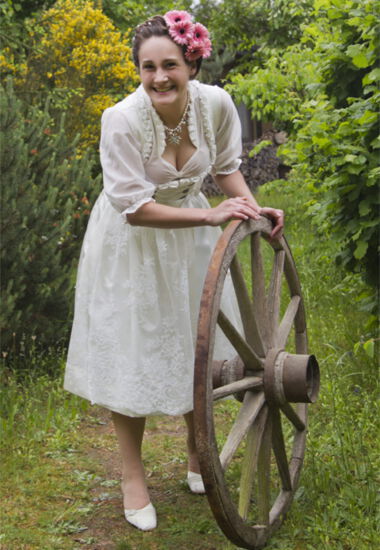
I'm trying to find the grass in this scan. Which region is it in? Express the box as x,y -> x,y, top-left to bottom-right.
0,352 -> 94,549
1,180 -> 378,549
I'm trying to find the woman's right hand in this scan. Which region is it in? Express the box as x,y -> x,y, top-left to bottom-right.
205,197 -> 261,226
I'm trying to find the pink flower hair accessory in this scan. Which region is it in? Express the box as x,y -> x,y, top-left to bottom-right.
186,37 -> 212,61
164,10 -> 192,26
192,22 -> 209,42
164,10 -> 212,60
168,20 -> 193,45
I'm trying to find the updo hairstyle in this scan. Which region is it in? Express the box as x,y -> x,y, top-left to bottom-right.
132,16 -> 203,77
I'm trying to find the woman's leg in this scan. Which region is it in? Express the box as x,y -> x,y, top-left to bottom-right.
112,412 -> 150,510
184,411 -> 206,493
183,410 -> 201,473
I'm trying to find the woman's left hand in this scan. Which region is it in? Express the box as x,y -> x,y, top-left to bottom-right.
259,207 -> 284,239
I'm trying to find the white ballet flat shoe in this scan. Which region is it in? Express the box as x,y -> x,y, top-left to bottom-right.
124,502 -> 157,531
187,471 -> 206,494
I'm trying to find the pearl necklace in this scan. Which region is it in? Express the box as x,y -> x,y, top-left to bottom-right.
163,95 -> 190,146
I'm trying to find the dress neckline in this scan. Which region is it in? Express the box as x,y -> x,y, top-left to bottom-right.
161,149 -> 199,174
137,81 -> 217,168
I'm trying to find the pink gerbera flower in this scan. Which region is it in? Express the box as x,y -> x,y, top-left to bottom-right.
192,22 -> 209,42
201,37 -> 212,58
185,37 -> 212,61
185,46 -> 202,61
168,20 -> 193,45
164,10 -> 193,26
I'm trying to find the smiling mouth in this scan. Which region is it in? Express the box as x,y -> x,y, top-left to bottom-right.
154,86 -> 175,93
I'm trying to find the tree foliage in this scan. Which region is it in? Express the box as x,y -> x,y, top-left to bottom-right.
229,0 -> 379,296
194,0 -> 314,83
102,0 -> 192,32
0,0 -> 55,20
195,0 -> 314,51
0,80 -> 101,352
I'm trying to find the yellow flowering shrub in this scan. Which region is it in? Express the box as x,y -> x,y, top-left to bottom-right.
0,47 -> 27,84
23,0 -> 139,149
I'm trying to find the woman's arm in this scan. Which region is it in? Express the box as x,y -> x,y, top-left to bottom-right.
214,170 -> 260,206
126,194 -> 260,228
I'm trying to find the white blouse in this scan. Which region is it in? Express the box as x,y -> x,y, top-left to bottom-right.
99,80 -> 242,218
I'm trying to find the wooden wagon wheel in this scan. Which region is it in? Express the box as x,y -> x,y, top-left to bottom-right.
194,217 -> 320,550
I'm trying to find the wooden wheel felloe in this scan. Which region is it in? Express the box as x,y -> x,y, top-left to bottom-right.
194,217 -> 320,550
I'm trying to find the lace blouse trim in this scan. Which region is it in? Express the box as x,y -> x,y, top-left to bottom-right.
187,97 -> 198,149
138,91 -> 156,163
122,196 -> 155,218
194,81 -> 216,166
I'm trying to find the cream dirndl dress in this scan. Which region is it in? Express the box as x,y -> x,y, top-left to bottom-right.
64,80 -> 243,417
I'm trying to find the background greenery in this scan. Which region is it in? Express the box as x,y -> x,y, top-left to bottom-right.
229,0 -> 379,299
0,80 -> 101,350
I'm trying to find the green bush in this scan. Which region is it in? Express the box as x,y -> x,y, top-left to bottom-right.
0,79 -> 101,353
228,0 -> 379,298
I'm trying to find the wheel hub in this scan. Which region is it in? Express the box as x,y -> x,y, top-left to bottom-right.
212,357 -> 245,389
263,348 -> 320,404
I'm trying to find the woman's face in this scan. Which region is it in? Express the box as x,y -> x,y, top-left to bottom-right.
138,36 -> 196,112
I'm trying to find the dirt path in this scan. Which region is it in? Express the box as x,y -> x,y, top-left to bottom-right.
69,408 -> 228,550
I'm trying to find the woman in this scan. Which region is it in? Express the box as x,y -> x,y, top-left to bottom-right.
64,11 -> 283,531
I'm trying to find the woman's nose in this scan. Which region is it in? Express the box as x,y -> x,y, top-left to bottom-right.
154,68 -> 168,83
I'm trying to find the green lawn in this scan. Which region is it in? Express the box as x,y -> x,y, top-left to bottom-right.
1,181 -> 378,549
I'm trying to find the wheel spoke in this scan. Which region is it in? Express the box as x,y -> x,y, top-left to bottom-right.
268,250 -> 285,347
230,255 -> 266,357
220,391 -> 266,470
238,405 -> 268,519
218,310 -> 264,371
250,233 -> 270,351
296,330 -> 308,355
257,411 -> 272,525
271,407 -> 292,491
280,402 -> 306,431
278,295 -> 301,349
213,376 -> 263,401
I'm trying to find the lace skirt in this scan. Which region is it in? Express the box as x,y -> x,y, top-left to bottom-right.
64,190 -> 241,416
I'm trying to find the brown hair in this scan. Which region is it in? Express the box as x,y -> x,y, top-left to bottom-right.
132,15 -> 202,77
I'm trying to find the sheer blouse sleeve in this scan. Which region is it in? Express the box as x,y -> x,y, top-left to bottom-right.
100,106 -> 155,219
211,87 -> 242,176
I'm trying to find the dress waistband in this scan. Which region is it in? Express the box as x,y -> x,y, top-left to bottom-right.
153,173 -> 206,206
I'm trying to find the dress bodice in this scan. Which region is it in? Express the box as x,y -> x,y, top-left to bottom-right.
99,80 -> 242,217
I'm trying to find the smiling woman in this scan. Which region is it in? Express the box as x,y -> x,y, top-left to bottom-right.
64,10 -> 284,533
